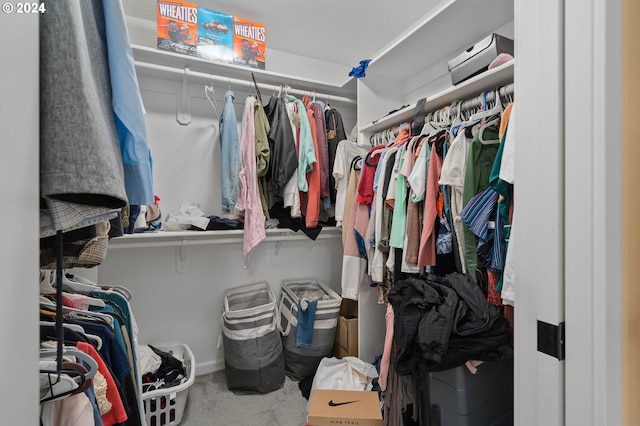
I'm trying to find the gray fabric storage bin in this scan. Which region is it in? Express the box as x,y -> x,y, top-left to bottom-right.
222,282 -> 285,394
429,359 -> 514,425
278,279 -> 342,380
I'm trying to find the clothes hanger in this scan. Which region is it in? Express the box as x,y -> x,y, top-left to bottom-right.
53,271 -> 100,294
478,115 -> 502,145
39,367 -> 84,403
40,344 -> 99,403
204,82 -> 220,119
469,89 -> 504,121
251,72 -> 262,103
64,307 -> 114,327
40,320 -> 84,334
40,345 -> 98,381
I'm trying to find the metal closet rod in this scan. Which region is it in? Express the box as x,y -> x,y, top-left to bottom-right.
134,61 -> 357,105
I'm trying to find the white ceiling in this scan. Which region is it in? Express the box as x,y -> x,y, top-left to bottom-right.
123,0 -> 444,68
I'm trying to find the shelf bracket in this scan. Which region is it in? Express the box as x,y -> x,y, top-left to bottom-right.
177,67 -> 192,125
175,240 -> 191,274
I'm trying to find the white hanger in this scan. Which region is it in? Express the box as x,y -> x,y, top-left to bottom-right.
58,272 -> 100,294
469,89 -> 504,122
65,307 -> 114,327
204,83 -> 220,119
40,270 -> 57,294
479,116 -> 502,145
39,345 -> 100,402
40,346 -> 98,380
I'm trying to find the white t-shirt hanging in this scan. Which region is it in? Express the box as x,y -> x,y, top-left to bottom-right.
333,140 -> 368,226
499,104 -> 515,184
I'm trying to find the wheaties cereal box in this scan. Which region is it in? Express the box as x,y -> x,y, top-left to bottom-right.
196,7 -> 233,63
157,0 -> 199,57
232,16 -> 266,70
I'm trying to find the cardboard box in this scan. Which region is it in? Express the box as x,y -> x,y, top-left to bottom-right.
156,1 -> 266,69
308,389 -> 382,426
231,16 -> 266,70
156,0 -> 199,56
334,299 -> 358,358
196,6 -> 233,63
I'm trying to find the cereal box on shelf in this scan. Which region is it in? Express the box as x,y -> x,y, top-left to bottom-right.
231,16 -> 266,70
197,6 -> 234,63
156,0 -> 199,56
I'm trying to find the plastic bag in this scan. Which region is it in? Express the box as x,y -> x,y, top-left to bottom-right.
162,201 -> 210,231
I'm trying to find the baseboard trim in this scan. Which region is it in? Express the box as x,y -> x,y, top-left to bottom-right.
195,359 -> 225,376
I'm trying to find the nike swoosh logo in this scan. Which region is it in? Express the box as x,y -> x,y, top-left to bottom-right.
328,399 -> 359,407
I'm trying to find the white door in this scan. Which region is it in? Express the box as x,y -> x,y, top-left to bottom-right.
564,0 -> 623,425
514,1 -> 565,424
515,0 -> 624,424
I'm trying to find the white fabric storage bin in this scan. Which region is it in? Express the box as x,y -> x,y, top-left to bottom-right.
142,343 -> 195,426
278,278 -> 342,380
222,281 -> 285,394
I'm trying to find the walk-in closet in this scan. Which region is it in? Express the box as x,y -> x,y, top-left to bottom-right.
2,0 -> 638,425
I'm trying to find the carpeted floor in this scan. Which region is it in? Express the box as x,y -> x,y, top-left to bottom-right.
179,370 -> 309,426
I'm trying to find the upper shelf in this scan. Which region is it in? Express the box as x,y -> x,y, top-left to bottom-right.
367,0 -> 514,81
360,60 -> 514,135
131,44 -> 357,104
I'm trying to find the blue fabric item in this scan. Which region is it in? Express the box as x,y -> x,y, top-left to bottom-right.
220,90 -> 240,213
71,321 -> 131,382
90,291 -> 138,381
491,202 -> 507,276
102,0 -> 154,205
296,299 -> 317,347
126,205 -> 140,234
372,151 -> 387,193
349,59 -> 372,78
460,188 -> 499,243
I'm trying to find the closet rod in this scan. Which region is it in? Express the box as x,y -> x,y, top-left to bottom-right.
369,82 -> 515,142
448,83 -> 514,116
134,61 -> 357,105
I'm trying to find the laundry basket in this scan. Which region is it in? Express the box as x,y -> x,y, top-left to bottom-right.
222,281 -> 285,394
278,279 -> 342,380
142,343 -> 195,426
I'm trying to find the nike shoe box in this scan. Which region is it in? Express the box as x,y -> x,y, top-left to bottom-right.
308,389 -> 382,426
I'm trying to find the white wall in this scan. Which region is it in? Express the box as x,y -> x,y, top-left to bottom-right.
137,74 -> 356,216
126,16 -> 353,87
98,234 -> 344,375
0,12 -> 39,425
99,47 -> 354,375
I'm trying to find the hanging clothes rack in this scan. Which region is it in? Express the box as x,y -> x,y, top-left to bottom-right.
447,83 -> 514,117
134,61 -> 357,106
368,83 -> 515,143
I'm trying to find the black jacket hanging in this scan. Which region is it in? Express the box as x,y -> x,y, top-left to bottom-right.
325,107 -> 347,204
264,96 -> 298,205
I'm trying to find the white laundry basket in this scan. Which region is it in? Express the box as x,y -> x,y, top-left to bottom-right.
142,343 -> 195,426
